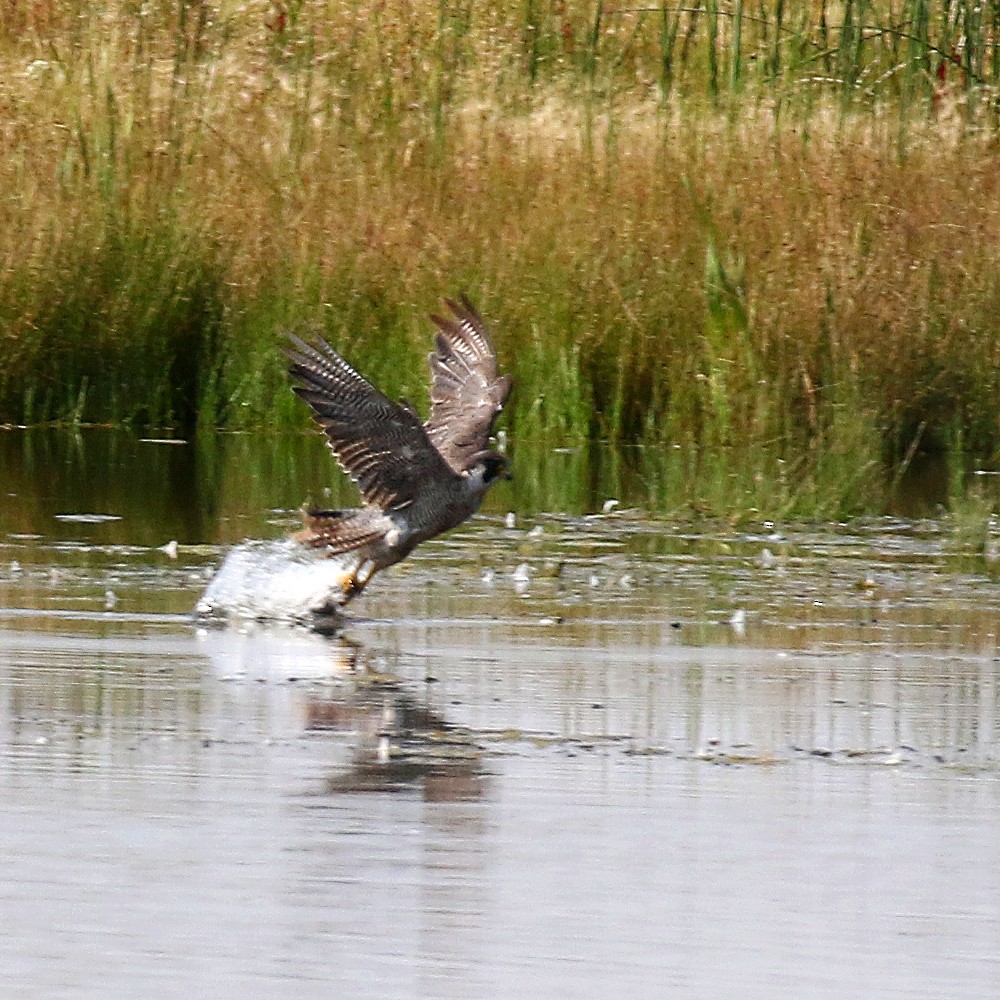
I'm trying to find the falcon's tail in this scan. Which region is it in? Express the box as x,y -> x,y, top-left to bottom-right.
293,508 -> 383,557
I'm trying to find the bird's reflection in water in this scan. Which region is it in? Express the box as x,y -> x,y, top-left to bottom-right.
198,622 -> 488,799
303,635 -> 488,801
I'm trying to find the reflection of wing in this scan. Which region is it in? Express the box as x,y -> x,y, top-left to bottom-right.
286,334 -> 457,511
424,296 -> 511,473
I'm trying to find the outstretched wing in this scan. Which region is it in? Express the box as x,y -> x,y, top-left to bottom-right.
425,295 -> 511,473
286,334 -> 457,511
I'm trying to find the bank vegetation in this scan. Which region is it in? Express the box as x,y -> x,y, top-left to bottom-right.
1,2 -> 999,515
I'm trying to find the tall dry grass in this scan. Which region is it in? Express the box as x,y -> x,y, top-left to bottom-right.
1,3 -> 1000,516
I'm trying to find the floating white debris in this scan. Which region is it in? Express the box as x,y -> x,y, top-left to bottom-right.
512,562 -> 531,594
619,574 -> 634,589
480,568 -> 496,585
504,512 -> 516,529
103,589 -> 118,611
526,525 -> 545,539
728,609 -> 746,636
9,560 -> 20,576
602,499 -> 620,514
756,548 -> 777,569
195,539 -> 356,625
588,573 -> 601,588
158,539 -> 179,559
512,562 -> 531,582
54,513 -> 122,524
496,429 -> 508,453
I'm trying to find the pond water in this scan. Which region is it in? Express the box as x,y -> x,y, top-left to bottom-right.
1,429 -> 999,999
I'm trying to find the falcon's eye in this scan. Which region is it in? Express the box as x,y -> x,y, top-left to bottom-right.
483,455 -> 510,483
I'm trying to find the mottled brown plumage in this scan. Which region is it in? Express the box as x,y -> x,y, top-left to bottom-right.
426,295 -> 512,473
285,296 -> 511,600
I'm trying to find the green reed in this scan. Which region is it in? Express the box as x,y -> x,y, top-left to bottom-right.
0,219 -> 226,429
2,4 -> 1000,518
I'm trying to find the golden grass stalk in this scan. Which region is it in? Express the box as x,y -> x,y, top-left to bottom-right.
1,4 -> 999,516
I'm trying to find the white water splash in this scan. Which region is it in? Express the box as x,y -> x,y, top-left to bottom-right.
195,539 -> 359,625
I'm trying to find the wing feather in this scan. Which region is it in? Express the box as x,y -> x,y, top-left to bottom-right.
425,295 -> 511,472
286,334 -> 457,511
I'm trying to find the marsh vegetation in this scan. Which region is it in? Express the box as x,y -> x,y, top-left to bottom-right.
2,2 -> 1000,517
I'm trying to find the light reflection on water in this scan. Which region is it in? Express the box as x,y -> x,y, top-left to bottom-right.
0,429 -> 999,998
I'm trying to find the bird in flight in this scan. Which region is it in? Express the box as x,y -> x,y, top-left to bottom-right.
285,295 -> 511,601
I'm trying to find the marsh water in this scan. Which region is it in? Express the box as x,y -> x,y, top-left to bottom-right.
1,429 -> 999,999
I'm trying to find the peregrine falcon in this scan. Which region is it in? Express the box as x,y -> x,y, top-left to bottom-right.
285,295 -> 512,601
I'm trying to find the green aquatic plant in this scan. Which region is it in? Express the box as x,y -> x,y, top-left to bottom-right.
0,219 -> 226,429
946,476 -> 1000,580
2,4 -> 1000,517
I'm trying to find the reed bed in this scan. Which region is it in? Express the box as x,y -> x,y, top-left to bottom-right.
1,2 -> 1000,517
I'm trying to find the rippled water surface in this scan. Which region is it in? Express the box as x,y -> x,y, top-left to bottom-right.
1,430 -> 999,999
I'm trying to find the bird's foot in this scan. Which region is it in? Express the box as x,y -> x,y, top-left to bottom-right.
341,559 -> 377,601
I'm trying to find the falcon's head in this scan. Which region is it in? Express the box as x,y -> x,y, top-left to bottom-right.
464,449 -> 511,493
